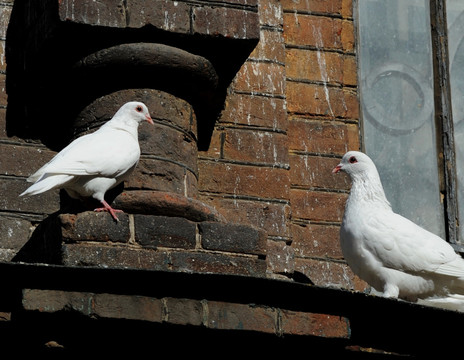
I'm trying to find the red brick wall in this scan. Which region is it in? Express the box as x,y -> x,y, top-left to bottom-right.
198,0 -> 366,289
198,0 -> 291,278
0,0 -> 367,291
282,0 -> 364,290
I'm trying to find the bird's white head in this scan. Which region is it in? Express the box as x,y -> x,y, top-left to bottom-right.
332,151 -> 377,177
333,151 -> 390,207
116,101 -> 154,125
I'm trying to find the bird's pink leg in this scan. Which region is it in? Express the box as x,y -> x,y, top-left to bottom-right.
94,200 -> 123,222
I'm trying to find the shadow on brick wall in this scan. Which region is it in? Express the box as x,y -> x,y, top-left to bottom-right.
5,0 -> 258,151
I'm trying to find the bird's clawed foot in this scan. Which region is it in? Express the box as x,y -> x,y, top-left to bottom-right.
94,200 -> 124,222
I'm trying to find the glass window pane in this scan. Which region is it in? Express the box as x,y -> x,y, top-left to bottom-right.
358,0 -> 445,238
447,0 -> 464,241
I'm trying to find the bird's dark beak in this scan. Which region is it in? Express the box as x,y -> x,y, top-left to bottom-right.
146,114 -> 154,125
332,164 -> 342,174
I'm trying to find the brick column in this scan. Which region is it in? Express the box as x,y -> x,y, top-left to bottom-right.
7,0 -> 269,275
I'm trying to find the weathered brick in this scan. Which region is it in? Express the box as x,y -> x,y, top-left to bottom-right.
60,212 -> 131,243
284,13 -> 355,52
0,73 -> 6,106
289,154 -> 351,190
207,301 -> 277,334
198,161 -> 290,200
213,0 -> 258,6
266,240 -> 294,274
0,216 -> 33,252
341,19 -> 355,52
0,5 -> 12,39
164,298 -> 203,326
284,14 -> 342,50
341,0 -> 353,19
0,248 -> 17,262
286,82 -> 359,119
192,6 -> 260,39
199,221 -> 267,255
0,108 -> 6,138
219,93 -> 287,131
290,189 -> 347,223
281,0 -> 343,14
258,0 -> 283,27
249,28 -> 285,63
281,310 -> 350,338
138,122 -> 197,170
1,177 -> 59,214
200,196 -> 290,238
295,257 -> 368,291
286,48 -> 343,85
343,55 -> 357,86
59,0 -> 127,27
291,223 -> 343,259
22,289 -> 164,323
61,243 -> 171,270
22,289 -> 94,315
59,0 -> 194,33
63,241 -> 267,275
234,62 -> 285,95
127,158 -> 194,195
127,0 -> 191,32
288,118 -> 359,155
93,293 -> 163,322
134,215 -> 197,249
0,144 -> 54,177
0,40 -> 6,73
223,128 -> 289,166
170,251 -> 267,277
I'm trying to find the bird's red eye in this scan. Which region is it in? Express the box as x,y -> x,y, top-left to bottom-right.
349,156 -> 357,164
136,106 -> 143,112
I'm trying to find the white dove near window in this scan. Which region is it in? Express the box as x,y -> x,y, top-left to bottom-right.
334,151 -> 464,311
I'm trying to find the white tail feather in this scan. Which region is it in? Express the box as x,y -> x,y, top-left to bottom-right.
20,174 -> 74,196
417,294 -> 464,312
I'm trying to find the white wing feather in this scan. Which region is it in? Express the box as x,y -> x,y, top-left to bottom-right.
362,211 -> 464,279
28,128 -> 140,182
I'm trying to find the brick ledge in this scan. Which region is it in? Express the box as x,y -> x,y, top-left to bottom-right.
0,262 -> 462,357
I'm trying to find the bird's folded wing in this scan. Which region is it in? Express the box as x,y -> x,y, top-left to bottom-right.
28,130 -> 139,181
434,256 -> 464,278
27,135 -> 92,182
363,212 -> 464,277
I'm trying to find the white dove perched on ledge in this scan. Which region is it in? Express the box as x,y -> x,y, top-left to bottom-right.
20,101 -> 154,221
333,151 -> 464,311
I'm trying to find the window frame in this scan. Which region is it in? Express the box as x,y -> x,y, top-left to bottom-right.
429,0 -> 461,249
356,0 -> 463,250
